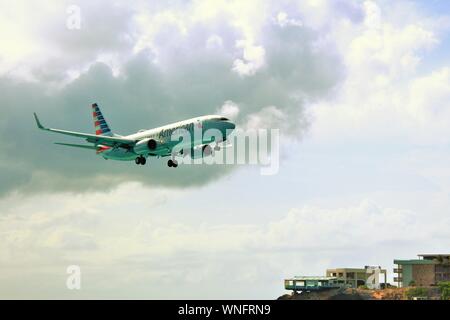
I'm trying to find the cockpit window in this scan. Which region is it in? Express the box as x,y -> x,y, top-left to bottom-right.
210,117 -> 230,121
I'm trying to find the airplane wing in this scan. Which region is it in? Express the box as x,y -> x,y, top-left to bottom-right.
54,142 -> 98,150
34,113 -> 136,148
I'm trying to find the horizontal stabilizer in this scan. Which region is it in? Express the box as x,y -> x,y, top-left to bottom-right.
54,142 -> 97,150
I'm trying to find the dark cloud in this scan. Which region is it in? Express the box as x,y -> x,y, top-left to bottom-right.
0,6 -> 342,196
27,1 -> 136,82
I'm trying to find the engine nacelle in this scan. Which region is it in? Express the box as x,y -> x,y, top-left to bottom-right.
133,138 -> 158,155
189,144 -> 213,159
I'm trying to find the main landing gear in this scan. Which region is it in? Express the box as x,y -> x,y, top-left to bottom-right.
135,156 -> 146,165
167,159 -> 178,168
214,139 -> 224,151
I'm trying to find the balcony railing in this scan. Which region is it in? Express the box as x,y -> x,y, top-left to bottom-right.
393,268 -> 402,273
393,277 -> 403,282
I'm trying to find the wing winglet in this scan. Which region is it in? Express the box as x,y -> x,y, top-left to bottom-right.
33,113 -> 47,130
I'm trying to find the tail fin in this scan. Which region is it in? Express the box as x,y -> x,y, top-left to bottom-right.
92,103 -> 113,136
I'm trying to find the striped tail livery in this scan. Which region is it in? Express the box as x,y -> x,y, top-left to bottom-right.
92,103 -> 113,136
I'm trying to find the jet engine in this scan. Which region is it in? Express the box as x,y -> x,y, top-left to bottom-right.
133,138 -> 158,155
188,144 -> 213,159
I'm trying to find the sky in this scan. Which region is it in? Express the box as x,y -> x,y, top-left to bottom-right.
0,0 -> 449,299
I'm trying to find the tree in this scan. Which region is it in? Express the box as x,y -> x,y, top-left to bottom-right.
438,282 -> 450,300
405,287 -> 428,300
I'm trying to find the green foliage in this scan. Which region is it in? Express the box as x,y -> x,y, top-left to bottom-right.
438,282 -> 450,300
408,280 -> 416,287
405,287 -> 428,300
358,285 -> 369,290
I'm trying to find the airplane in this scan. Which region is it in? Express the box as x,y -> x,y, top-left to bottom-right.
33,103 -> 236,168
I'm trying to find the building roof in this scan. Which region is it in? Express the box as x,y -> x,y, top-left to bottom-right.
287,276 -> 337,281
418,254 -> 450,258
327,268 -> 366,272
326,267 -> 386,272
394,259 -> 437,265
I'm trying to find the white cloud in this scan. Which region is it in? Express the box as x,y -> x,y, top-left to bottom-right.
363,0 -> 381,29
407,67 -> 450,122
309,0 -> 450,145
276,11 -> 303,27
232,40 -> 266,76
0,1 -> 136,83
206,34 -> 223,49
217,100 -> 240,119
1,187 -> 447,298
243,106 -> 287,131
263,200 -> 427,249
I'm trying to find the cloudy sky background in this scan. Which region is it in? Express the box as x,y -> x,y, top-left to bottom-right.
0,0 -> 450,299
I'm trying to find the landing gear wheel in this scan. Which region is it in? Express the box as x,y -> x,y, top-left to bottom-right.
136,156 -> 146,165
168,159 -> 178,168
203,144 -> 213,157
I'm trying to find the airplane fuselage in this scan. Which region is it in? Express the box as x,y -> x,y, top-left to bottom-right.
98,115 -> 235,161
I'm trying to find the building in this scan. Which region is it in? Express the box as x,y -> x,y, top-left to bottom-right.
284,276 -> 341,292
394,254 -> 450,287
326,266 -> 387,289
285,266 -> 388,293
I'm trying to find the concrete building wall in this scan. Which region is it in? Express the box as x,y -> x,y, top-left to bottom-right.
412,264 -> 435,286
326,268 -> 386,288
